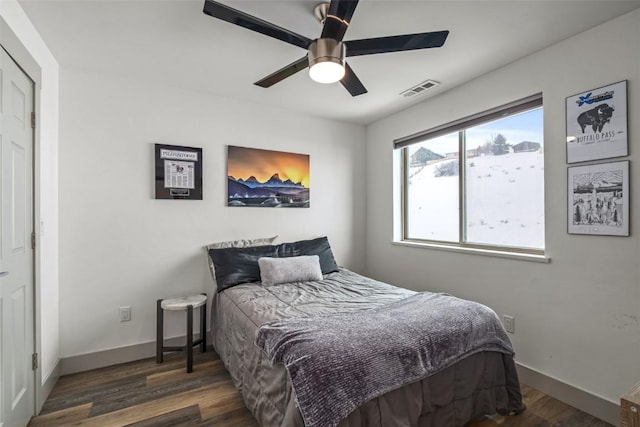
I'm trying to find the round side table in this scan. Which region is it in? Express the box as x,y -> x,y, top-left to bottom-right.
156,293 -> 207,373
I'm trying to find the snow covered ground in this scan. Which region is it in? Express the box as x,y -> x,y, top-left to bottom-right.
407,151 -> 545,249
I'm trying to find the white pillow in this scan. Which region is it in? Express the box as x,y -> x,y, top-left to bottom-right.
205,236 -> 278,283
258,255 -> 323,286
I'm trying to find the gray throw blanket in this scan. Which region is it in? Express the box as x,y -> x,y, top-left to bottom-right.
255,292 -> 515,427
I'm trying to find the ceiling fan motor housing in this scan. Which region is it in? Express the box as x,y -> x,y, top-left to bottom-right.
308,38 -> 346,69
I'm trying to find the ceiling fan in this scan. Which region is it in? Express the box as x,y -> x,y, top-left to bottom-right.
202,0 -> 449,97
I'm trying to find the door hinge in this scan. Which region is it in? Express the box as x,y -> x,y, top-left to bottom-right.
31,232 -> 36,250
31,111 -> 36,129
32,353 -> 38,370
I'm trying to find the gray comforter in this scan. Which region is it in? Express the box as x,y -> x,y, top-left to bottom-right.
256,292 -> 515,427
211,268 -> 524,427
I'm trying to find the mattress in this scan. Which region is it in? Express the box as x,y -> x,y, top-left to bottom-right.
210,268 -> 524,426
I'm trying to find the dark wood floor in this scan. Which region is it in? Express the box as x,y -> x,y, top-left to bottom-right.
30,348 -> 613,427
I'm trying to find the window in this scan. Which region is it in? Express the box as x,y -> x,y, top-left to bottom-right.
396,95 -> 544,253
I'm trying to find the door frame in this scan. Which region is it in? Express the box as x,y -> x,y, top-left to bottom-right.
1,16 -> 47,415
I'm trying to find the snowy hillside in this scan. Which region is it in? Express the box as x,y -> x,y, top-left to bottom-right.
407,151 -> 544,249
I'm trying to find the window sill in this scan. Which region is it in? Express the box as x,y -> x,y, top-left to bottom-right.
391,240 -> 550,263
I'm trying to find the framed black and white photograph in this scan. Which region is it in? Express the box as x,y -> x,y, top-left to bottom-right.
568,160 -> 629,236
566,80 -> 627,164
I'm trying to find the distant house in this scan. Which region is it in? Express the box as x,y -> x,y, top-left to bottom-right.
410,147 -> 444,165
513,141 -> 541,153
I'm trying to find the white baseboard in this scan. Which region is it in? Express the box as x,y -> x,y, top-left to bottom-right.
37,360 -> 60,414
60,333 -> 208,376
516,362 -> 620,426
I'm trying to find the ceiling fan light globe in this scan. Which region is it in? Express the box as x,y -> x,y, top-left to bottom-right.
309,61 -> 345,84
308,39 -> 346,84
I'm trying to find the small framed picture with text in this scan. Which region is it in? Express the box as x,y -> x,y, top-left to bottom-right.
155,144 -> 203,200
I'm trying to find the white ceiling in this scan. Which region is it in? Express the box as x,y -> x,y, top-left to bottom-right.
18,0 -> 640,125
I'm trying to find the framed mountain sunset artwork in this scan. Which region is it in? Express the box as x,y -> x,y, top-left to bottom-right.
227,145 -> 310,208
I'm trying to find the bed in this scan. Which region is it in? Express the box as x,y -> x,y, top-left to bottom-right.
207,237 -> 525,427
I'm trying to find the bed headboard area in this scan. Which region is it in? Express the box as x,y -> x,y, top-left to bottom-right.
206,236 -> 339,292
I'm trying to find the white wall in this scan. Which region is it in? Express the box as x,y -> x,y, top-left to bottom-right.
366,8 -> 639,410
0,0 -> 60,388
58,67 -> 366,358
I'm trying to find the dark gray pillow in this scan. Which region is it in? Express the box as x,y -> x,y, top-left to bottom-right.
209,236 -> 339,293
204,236 -> 278,284
279,236 -> 339,275
209,245 -> 279,293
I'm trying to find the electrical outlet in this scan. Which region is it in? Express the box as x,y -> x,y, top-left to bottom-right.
119,306 -> 131,322
503,315 -> 515,334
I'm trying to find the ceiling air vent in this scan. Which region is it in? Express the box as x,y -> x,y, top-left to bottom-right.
400,79 -> 440,98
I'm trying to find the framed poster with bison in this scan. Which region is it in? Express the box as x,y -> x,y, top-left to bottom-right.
566,80 -> 627,164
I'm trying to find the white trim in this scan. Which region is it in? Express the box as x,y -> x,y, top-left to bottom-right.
1,1 -> 60,416
36,360 -> 59,415
0,16 -> 41,419
391,240 -> 550,263
516,361 -> 620,426
0,17 -> 41,83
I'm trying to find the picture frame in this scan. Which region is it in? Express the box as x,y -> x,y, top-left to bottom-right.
154,143 -> 203,200
227,145 -> 310,208
566,80 -> 627,164
568,160 -> 629,236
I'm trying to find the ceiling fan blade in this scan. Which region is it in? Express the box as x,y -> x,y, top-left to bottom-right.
345,31 -> 449,57
203,0 -> 312,49
340,62 -> 367,97
254,56 -> 309,88
321,0 -> 359,41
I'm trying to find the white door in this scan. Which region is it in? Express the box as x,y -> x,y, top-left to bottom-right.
0,47 -> 35,427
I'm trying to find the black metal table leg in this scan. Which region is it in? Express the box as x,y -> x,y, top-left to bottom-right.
156,299 -> 163,364
187,304 -> 194,373
200,293 -> 207,353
